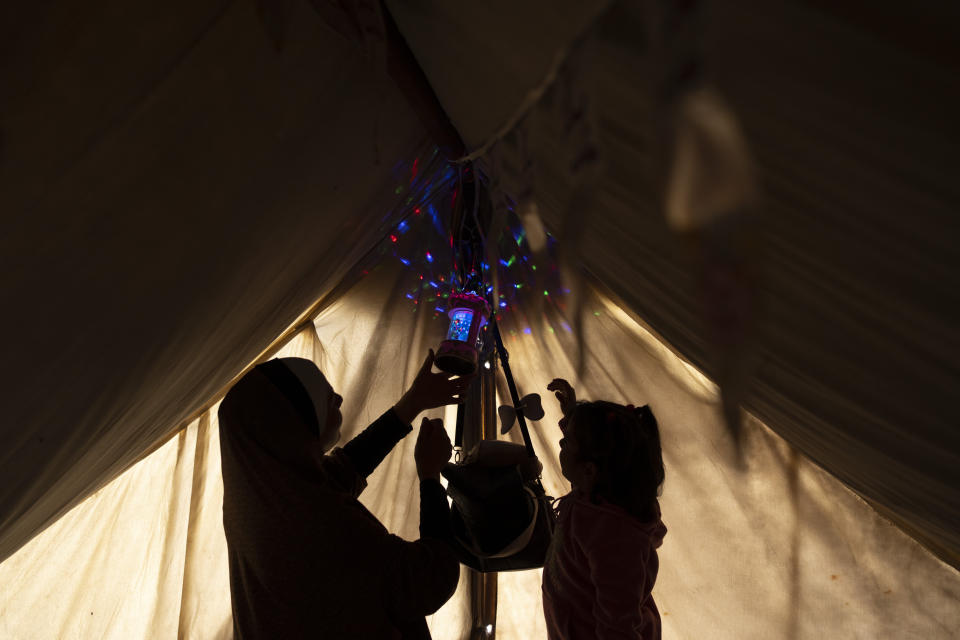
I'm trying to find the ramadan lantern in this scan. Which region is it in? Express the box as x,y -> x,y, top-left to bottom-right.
436,292 -> 490,375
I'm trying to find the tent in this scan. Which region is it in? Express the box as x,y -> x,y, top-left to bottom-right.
1,0 -> 957,637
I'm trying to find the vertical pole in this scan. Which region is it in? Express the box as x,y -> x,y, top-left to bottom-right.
466,353 -> 498,639
480,355 -> 498,639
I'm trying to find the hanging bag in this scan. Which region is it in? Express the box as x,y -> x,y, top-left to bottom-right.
439,320 -> 556,572
442,441 -> 555,572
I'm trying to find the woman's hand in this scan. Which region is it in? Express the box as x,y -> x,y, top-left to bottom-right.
547,378 -> 577,416
393,350 -> 473,424
415,418 -> 453,481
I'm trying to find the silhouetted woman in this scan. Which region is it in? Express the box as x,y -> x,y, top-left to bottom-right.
219,351 -> 467,639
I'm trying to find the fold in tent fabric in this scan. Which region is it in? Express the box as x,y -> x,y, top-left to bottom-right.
385,0 -> 960,565
1,210 -> 957,639
1,1 -> 958,637
0,0 -> 456,563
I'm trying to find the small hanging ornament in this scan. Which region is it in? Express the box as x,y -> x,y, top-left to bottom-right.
436,292 -> 491,375
497,393 -> 545,434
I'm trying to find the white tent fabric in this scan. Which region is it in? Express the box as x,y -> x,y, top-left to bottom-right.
2,0 -> 959,638
0,0 -> 451,563
386,0 -> 960,563
2,237 -> 957,638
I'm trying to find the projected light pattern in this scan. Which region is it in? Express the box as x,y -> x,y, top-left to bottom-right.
360,151 -> 601,335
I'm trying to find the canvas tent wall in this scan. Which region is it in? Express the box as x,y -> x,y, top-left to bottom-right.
2,235 -> 958,638
383,0 -> 960,564
1,0 -> 958,638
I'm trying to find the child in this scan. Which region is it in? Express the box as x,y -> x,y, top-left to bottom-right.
542,378 -> 667,639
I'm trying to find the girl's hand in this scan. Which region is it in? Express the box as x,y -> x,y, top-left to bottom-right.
547,378 -> 577,416
394,350 -> 473,424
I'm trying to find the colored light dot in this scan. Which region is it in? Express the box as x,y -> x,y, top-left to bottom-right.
543,290 -> 549,296
523,327 -> 532,335
390,234 -> 398,243
548,327 -> 555,333
499,301 -> 507,308
425,252 -> 433,263
594,311 -> 601,316
400,258 -> 410,266
415,208 -> 421,215
532,265 -> 537,271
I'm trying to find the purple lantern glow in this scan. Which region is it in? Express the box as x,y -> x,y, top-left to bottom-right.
436,292 -> 490,375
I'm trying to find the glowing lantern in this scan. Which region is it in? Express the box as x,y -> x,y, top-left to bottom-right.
436,292 -> 490,375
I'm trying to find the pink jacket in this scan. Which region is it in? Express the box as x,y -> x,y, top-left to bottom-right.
542,493 -> 667,639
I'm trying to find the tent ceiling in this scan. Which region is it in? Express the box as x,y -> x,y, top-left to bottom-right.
387,0 -> 960,565
0,0 -> 435,561
1,0 -> 957,574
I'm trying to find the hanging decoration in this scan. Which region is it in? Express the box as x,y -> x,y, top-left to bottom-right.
436,292 -> 491,375
497,393 -> 544,435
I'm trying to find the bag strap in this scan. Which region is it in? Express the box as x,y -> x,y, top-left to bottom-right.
490,320 -> 535,458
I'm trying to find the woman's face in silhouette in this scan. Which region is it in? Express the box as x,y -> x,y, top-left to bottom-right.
318,389 -> 344,452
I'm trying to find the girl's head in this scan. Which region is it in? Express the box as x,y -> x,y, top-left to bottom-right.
558,401 -> 664,520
